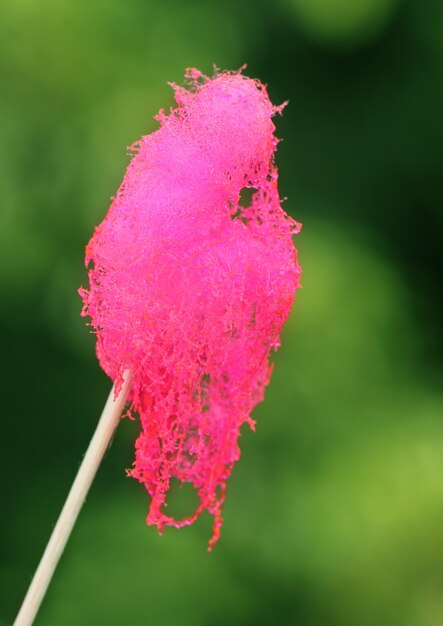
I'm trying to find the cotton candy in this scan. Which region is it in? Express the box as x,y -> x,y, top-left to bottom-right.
80,67 -> 301,549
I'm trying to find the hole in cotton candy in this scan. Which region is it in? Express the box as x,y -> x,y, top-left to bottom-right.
230,187 -> 258,222
239,187 -> 257,207
165,477 -> 200,520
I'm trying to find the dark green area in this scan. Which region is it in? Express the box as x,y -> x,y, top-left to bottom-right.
1,0 -> 442,624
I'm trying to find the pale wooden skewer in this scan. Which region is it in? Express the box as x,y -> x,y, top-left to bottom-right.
14,370 -> 133,626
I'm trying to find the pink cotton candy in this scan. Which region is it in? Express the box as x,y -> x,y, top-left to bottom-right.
80,67 -> 302,549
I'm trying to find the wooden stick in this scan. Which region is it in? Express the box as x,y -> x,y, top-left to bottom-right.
14,370 -> 132,626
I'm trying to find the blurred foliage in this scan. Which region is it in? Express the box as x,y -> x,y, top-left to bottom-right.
1,0 -> 442,625
281,0 -> 402,46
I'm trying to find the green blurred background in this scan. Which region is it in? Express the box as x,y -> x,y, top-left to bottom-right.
1,0 -> 442,624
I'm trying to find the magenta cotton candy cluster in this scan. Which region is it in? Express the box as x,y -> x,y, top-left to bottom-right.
80,67 -> 302,549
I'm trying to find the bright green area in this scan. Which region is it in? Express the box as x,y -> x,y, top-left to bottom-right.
1,1 -> 442,625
